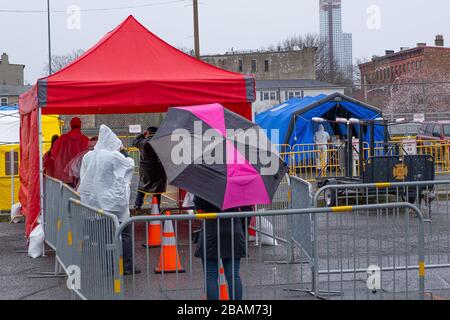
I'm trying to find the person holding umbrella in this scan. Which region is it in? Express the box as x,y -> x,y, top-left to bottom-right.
193,196 -> 252,300
150,103 -> 287,300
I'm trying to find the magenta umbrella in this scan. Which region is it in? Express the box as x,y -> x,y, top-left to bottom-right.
150,103 -> 288,210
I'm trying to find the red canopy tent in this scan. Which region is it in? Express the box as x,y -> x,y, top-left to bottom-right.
19,15 -> 255,237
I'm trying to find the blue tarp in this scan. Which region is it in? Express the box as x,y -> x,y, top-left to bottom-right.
0,106 -> 19,111
256,94 -> 384,149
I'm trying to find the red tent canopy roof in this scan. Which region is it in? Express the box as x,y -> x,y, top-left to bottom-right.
18,15 -> 254,238
22,15 -> 254,116
46,15 -> 247,82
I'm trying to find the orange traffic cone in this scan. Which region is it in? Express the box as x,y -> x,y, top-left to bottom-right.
218,259 -> 229,300
143,196 -> 161,248
155,211 -> 185,273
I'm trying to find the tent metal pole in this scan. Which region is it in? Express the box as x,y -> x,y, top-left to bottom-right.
346,122 -> 353,178
38,106 -> 46,257
358,123 -> 364,177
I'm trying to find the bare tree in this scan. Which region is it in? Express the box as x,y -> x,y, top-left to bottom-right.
388,66 -> 450,114
42,49 -> 85,75
270,33 -> 353,86
353,57 -> 370,88
176,46 -> 195,56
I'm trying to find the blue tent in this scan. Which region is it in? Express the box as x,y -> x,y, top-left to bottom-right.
256,93 -> 384,150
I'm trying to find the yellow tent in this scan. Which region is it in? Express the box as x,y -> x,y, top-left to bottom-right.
0,107 -> 61,210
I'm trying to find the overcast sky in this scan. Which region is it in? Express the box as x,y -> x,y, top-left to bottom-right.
1,0 -> 449,84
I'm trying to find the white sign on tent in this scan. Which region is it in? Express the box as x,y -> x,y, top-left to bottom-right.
128,124 -> 142,134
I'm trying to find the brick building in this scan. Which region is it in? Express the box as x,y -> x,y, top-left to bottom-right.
201,48 -> 317,81
360,35 -> 450,85
358,35 -> 450,111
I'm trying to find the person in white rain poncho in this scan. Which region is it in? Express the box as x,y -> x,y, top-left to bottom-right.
78,125 -> 140,275
313,124 -> 330,170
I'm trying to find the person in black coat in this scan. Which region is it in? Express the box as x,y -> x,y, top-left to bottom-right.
132,127 -> 167,210
193,196 -> 252,300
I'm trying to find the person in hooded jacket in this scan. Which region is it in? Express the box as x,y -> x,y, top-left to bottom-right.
43,134 -> 59,177
64,136 -> 98,189
78,125 -> 139,275
193,196 -> 251,300
314,124 -> 330,169
132,127 -> 167,211
51,117 -> 89,186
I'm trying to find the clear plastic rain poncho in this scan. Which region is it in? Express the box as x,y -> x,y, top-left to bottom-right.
78,125 -> 135,222
314,124 -> 330,145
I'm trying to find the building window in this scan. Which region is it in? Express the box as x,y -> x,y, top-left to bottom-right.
286,91 -> 303,100
261,91 -> 276,101
238,59 -> 243,72
264,60 -> 269,72
251,59 -> 257,73
270,92 -> 276,100
5,151 -> 19,176
0,97 -> 8,106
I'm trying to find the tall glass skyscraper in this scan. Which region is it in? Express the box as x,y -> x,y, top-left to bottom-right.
319,0 -> 353,78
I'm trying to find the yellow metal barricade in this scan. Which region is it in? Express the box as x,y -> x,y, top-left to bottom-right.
277,139 -> 450,179
416,140 -> 450,174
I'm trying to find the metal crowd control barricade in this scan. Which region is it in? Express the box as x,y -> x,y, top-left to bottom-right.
54,183 -> 80,271
313,180 -> 450,299
41,176 -> 122,299
43,175 -> 62,250
254,175 -> 313,267
289,176 -> 314,263
112,202 -> 425,300
67,198 -> 122,300
417,140 -> 450,174
254,174 -> 291,247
